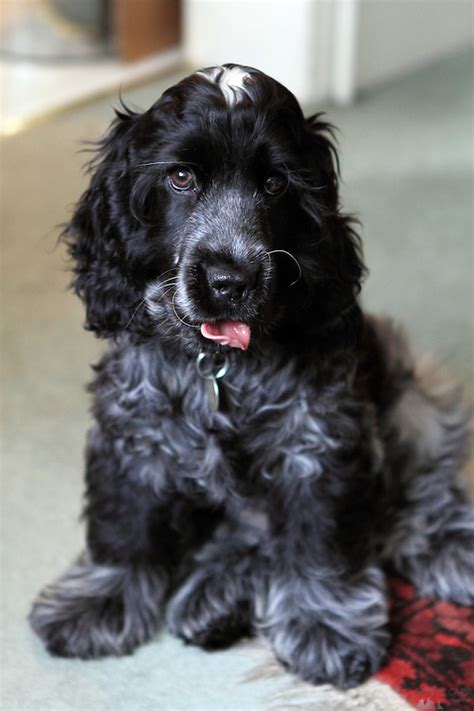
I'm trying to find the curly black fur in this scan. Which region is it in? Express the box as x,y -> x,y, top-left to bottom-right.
30,64 -> 473,689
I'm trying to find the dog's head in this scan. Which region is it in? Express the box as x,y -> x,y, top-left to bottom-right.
64,64 -> 365,354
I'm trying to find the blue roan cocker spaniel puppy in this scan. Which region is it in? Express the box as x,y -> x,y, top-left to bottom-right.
30,64 -> 473,688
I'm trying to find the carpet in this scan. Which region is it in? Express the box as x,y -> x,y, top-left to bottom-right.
377,578 -> 474,710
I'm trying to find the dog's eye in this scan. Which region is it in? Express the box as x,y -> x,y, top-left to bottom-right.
169,168 -> 195,192
264,175 -> 287,196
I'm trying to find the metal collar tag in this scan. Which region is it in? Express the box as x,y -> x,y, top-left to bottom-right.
196,353 -> 229,411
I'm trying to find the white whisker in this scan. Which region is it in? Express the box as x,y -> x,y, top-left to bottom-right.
154,278 -> 179,290
266,249 -> 302,286
171,292 -> 200,329
145,272 -> 179,298
135,161 -> 197,167
161,286 -> 179,300
156,266 -> 179,280
125,298 -> 147,330
146,282 -> 178,308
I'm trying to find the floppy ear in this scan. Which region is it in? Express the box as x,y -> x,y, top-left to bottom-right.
303,113 -> 341,211
302,114 -> 366,324
62,105 -> 144,338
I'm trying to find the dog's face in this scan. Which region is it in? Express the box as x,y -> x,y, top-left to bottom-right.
65,64 -> 364,354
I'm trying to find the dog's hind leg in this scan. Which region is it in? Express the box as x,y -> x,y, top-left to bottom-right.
383,357 -> 474,605
166,521 -> 265,649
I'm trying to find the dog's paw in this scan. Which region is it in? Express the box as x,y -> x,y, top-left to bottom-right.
269,618 -> 388,688
410,536 -> 474,606
29,556 -> 165,658
166,570 -> 253,649
30,588 -> 131,658
264,567 -> 389,688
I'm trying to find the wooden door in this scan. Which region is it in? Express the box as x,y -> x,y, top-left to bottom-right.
114,0 -> 181,62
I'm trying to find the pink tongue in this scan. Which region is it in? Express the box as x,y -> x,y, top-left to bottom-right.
201,321 -> 251,350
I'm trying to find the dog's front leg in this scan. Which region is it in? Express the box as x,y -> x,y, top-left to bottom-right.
29,425 -> 173,659
262,402 -> 389,688
166,519 -> 267,649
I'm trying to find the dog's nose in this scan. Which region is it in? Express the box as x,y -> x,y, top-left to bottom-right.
206,265 -> 256,303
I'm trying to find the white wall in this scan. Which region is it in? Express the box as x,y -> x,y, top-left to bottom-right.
183,0 -> 331,107
356,0 -> 473,91
183,0 -> 474,107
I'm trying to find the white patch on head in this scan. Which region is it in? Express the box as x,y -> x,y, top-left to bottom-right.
196,65 -> 253,107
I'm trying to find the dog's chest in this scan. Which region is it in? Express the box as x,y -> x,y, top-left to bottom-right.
104,343 -> 325,498
182,354 -> 325,485
197,353 -> 303,425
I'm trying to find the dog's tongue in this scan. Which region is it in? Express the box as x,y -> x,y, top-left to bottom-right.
200,321 -> 251,350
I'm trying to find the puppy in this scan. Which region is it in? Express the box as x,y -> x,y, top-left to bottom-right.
30,64 -> 473,689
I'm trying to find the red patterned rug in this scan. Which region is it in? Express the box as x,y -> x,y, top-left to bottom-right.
376,578 -> 474,710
